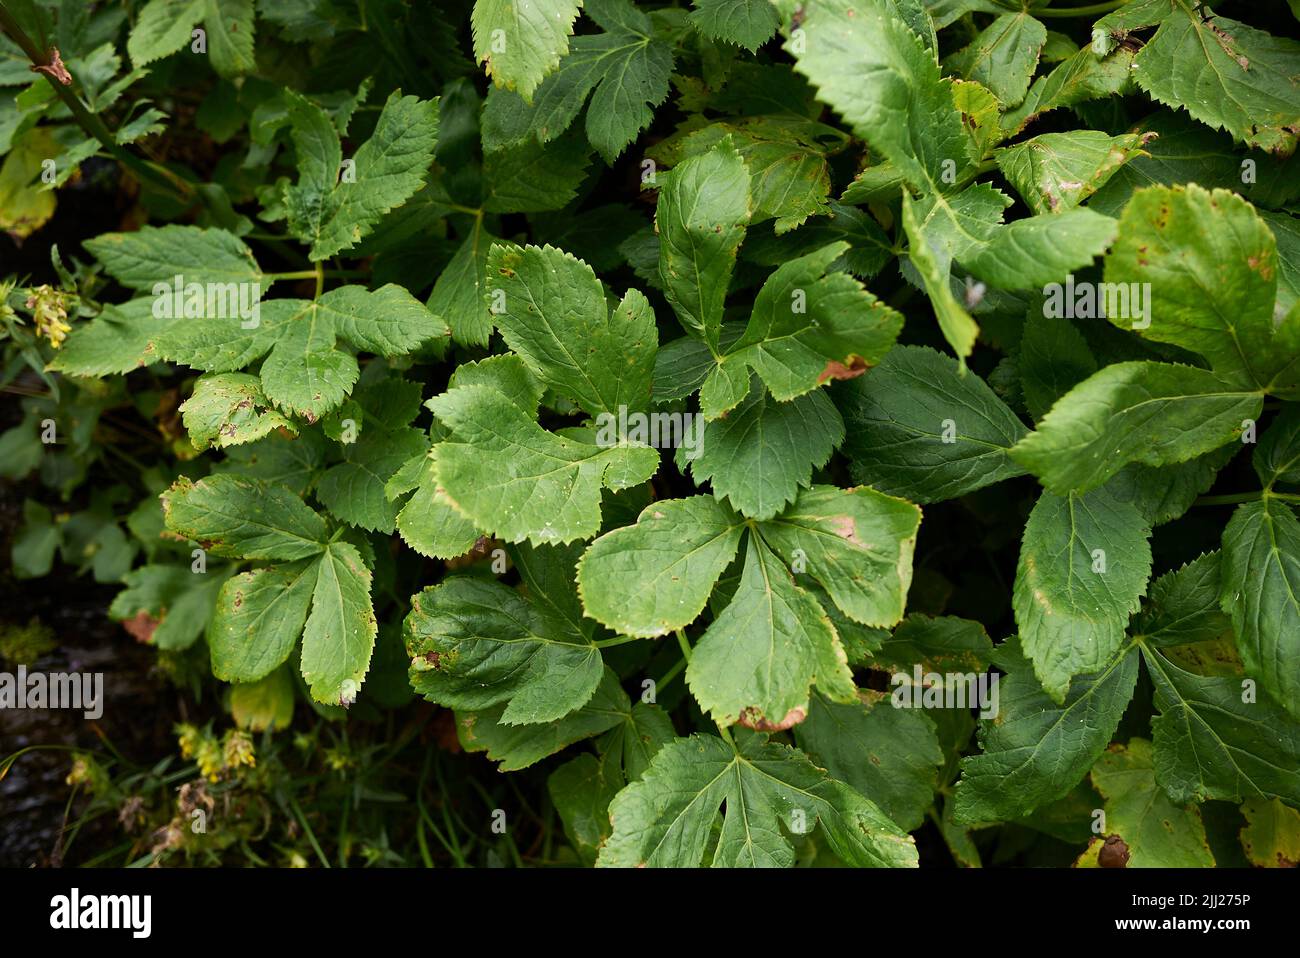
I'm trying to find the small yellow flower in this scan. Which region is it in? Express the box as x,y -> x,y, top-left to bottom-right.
24,284 -> 71,348
176,722 -> 203,759
222,729 -> 256,771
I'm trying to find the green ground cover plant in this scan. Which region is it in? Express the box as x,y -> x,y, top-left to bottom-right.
2,0 -> 1299,868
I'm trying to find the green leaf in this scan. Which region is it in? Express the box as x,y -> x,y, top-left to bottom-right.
127,0 -> 204,70
405,575 -> 603,724
995,131 -> 1149,215
1254,406 -> 1300,488
945,12 -> 1045,109
656,142 -> 751,350
839,346 -> 1028,503
47,300 -> 169,378
108,563 -> 229,651
953,640 -> 1139,825
598,733 -> 918,867
760,484 -> 921,628
205,0 -> 256,77
1082,739 -> 1215,867
902,191 -> 979,359
1017,309 -> 1097,422
428,383 -> 658,544
703,241 -> 903,415
229,666 -> 295,733
689,385 -> 843,521
1014,486 -> 1152,701
1104,185 -> 1300,395
1220,499 -> 1300,717
688,0 -> 779,53
161,475 -> 327,561
481,0 -> 672,162
428,226 -> 499,347
964,208 -> 1118,290
209,558 -> 317,682
390,449 -> 482,559
1001,43 -> 1136,136
780,0 -> 968,195
481,130 -> 592,213
686,532 -> 855,729
1133,552 -> 1232,649
181,372 -> 296,450
1010,362 -> 1262,495
1239,797 -> 1300,868
1143,645 -> 1300,806
1096,1 -> 1300,155
317,428 -> 428,534
486,243 -> 657,416
299,540 -> 377,705
283,90 -> 440,261
458,667 -> 630,771
795,690 -> 942,832
578,495 -> 745,636
84,225 -> 267,292
471,0 -> 583,102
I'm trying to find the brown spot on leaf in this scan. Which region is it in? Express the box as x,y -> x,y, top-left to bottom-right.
122,610 -> 161,643
1098,834 -> 1130,868
737,706 -> 807,731
818,356 -> 869,383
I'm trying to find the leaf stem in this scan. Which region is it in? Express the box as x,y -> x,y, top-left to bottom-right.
0,3 -> 193,200
593,634 -> 643,649
266,269 -> 366,280
1194,490 -> 1300,507
674,628 -> 692,662
1036,0 -> 1127,17
314,261 -> 325,300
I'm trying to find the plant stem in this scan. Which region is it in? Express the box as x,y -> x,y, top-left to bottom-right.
594,633 -> 643,649
266,269 -> 366,280
0,3 -> 193,200
675,628 -> 693,662
1195,490 -> 1300,507
314,261 -> 325,300
1037,0 -> 1126,17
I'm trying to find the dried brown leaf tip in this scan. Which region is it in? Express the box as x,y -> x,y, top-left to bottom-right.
32,47 -> 72,85
817,356 -> 868,383
737,705 -> 807,731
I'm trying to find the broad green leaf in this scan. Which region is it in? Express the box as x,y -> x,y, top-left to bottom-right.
405,575 -> 603,724
779,0 -> 969,195
688,0 -> 779,53
428,383 -> 658,544
181,372 -> 296,450
428,225 -> 499,347
702,241 -> 903,416
1080,739 -> 1215,867
761,484 -> 920,628
84,224 -> 267,292
486,243 -> 656,416
1133,552 -> 1232,649
127,0 -> 204,70
108,563 -> 229,651
1095,1 -> 1300,155
871,613 -> 994,675
1014,486 -> 1152,701
299,541 -> 377,705
1010,362 -> 1262,495
599,733 -> 918,867
213,430 -> 326,495
457,667 -> 628,771
964,208 -> 1118,290
795,690 -> 942,831
205,0 -> 256,78
945,12 -> 1045,109
1220,499 -> 1300,717
1001,43 -> 1136,135
1254,406 -> 1300,488
316,427 -> 428,534
471,0 -> 583,102
953,640 -> 1139,825
690,385 -> 843,521
390,450 -> 482,559
995,131 -> 1149,215
283,90 -> 440,261
656,142 -> 751,349
578,495 -> 745,636
161,475 -> 327,561
481,130 -> 592,213
481,0 -> 671,162
687,533 -> 855,729
902,191 -> 979,359
229,666 -> 295,733
549,754 -> 622,865
1143,646 -> 1300,806
839,346 -> 1028,503
1239,797 -> 1300,868
1017,309 -> 1097,421
209,558 -> 317,682
1106,446 -> 1238,528
47,300 -> 169,378
1104,185 -> 1300,395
